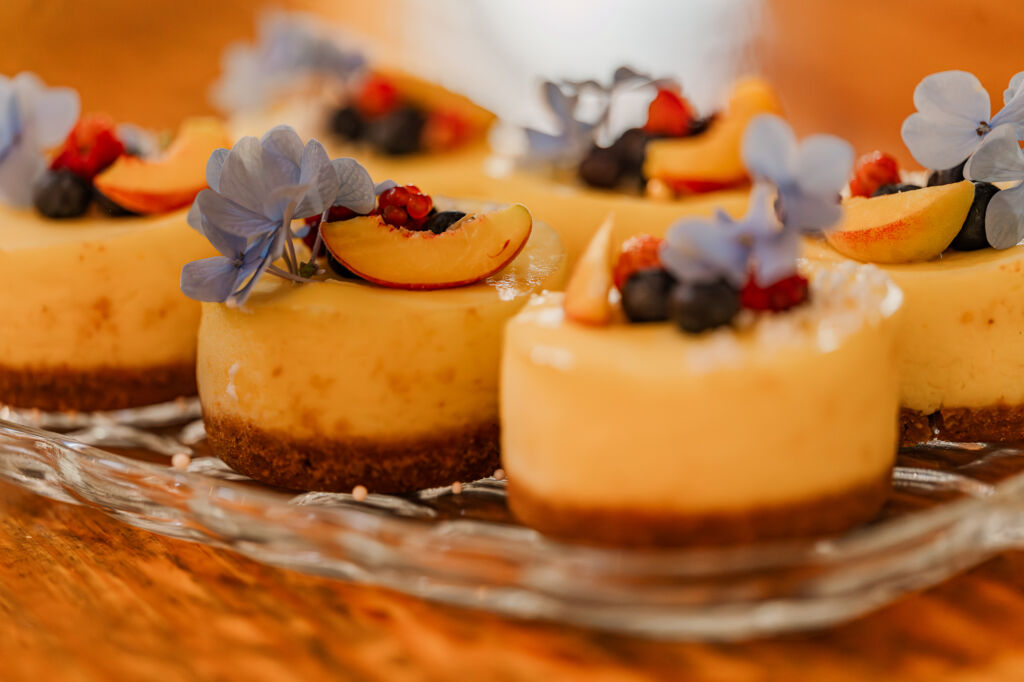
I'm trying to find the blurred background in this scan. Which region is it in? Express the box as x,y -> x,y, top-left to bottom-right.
3,0 -> 1022,168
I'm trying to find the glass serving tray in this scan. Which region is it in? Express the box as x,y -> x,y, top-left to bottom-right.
2,400 -> 1024,641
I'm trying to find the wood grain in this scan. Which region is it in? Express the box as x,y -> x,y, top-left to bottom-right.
3,478 -> 1024,682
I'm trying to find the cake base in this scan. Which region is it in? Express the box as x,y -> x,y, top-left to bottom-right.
204,414 -> 500,493
507,472 -> 891,547
0,363 -> 197,412
900,404 -> 1024,445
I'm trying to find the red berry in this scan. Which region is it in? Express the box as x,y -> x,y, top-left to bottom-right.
613,235 -> 664,290
382,204 -> 408,227
643,89 -> 694,138
356,74 -> 399,117
379,186 -> 410,208
50,113 -> 125,180
422,109 -> 470,151
849,151 -> 900,198
740,273 -> 809,312
406,193 -> 433,220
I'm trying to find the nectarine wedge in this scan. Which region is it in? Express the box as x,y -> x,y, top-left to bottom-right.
643,78 -> 783,191
827,181 -> 974,264
321,204 -> 532,290
94,117 -> 231,215
563,214 -> 616,325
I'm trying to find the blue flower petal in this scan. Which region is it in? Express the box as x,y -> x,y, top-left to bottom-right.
196,188 -> 280,241
205,148 -> 230,192
260,124 -> 305,166
913,71 -> 990,121
331,157 -> 375,213
902,71 -> 991,169
294,138 -> 339,217
0,87 -> 19,160
0,139 -> 45,206
742,114 -> 797,186
374,179 -> 397,196
991,71 -> 1024,135
964,124 -> 1024,183
1003,71 -> 1024,107
985,182 -> 1024,249
29,85 -> 80,148
751,227 -> 801,285
795,134 -> 854,196
231,231 -> 284,306
181,256 -> 246,302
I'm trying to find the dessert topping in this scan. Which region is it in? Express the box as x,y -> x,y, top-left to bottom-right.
50,113 -> 125,180
644,88 -> 695,137
422,210 -> 466,234
32,169 -> 91,219
612,234 -> 664,289
848,151 -> 900,198
952,181 -> 1000,251
739,273 -> 809,312
378,184 -> 434,229
669,278 -> 741,333
621,268 -> 674,323
872,183 -> 921,197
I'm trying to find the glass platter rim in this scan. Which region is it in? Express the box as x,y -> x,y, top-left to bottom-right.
2,410 -> 1023,641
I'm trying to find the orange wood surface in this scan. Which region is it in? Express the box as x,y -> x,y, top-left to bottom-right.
3,478 -> 1024,682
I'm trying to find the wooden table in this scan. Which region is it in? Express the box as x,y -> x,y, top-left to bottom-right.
2,479 -> 1024,681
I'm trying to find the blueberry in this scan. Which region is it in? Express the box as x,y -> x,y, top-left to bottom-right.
32,169 -> 91,219
926,159 -> 967,187
669,278 -> 740,333
609,127 -> 650,179
621,268 -> 675,322
688,114 -> 716,136
951,182 -> 1000,251
422,210 -> 466,234
94,190 -> 137,217
578,146 -> 622,189
871,183 -> 922,197
329,105 -> 365,141
367,106 -> 425,156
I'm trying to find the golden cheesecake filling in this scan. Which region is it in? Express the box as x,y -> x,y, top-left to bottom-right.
803,238 -> 1024,422
197,219 -> 565,490
0,206 -> 214,409
501,263 -> 903,531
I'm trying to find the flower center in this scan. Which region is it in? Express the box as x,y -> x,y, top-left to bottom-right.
976,120 -> 991,137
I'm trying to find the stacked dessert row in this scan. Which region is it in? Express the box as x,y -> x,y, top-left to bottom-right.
4,42 -> 1024,548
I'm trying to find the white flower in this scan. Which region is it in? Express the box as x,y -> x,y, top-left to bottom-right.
901,70 -> 1024,170
0,72 -> 79,206
964,123 -> 1024,248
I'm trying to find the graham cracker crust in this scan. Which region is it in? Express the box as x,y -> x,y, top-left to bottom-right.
204,413 -> 500,494
0,362 -> 197,412
507,471 -> 891,547
900,403 -> 1024,445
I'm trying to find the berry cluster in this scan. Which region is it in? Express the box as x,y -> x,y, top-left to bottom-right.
848,151 -> 900,198
33,114 -> 130,219
578,87 -> 713,191
377,185 -> 434,228
614,234 -> 810,333
329,74 -> 471,156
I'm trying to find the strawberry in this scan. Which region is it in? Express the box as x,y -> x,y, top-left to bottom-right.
849,151 -> 900,198
613,234 -> 664,289
422,109 -> 470,151
355,74 -> 399,118
50,114 -> 125,180
740,272 -> 809,312
643,89 -> 695,138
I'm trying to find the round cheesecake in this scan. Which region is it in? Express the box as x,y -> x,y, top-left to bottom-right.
0,206 -> 214,411
501,262 -> 903,546
805,237 -> 1024,443
197,217 -> 565,493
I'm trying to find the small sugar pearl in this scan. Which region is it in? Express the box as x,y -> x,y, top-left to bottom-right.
171,453 -> 191,470
492,469 -> 506,481
451,481 -> 463,495
352,485 -> 368,502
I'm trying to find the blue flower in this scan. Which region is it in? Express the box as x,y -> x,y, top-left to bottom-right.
964,123 -> 1024,248
662,116 -> 852,287
742,114 -> 853,234
524,67 -> 663,164
0,72 -> 79,207
181,125 -> 376,305
902,70 -> 1024,171
210,12 -> 366,115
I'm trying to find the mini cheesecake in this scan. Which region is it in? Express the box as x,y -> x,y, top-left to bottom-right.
501,262 -> 903,546
196,206 -> 565,493
805,236 -> 1024,443
0,207 -> 213,411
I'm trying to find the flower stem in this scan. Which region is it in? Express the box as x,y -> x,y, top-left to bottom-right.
267,264 -> 319,283
310,207 -> 330,260
283,225 -> 300,275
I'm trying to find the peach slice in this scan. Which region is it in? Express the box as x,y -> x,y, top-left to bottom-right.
826,181 -> 975,264
321,204 -> 532,290
94,117 -> 231,214
643,78 -> 783,191
563,214 -> 616,325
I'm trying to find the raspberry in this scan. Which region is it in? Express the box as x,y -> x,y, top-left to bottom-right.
740,273 -> 809,312
377,185 -> 434,229
422,109 -> 470,151
849,151 -> 900,198
612,235 -> 664,289
356,74 -> 399,118
643,89 -> 694,138
50,114 -> 125,180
